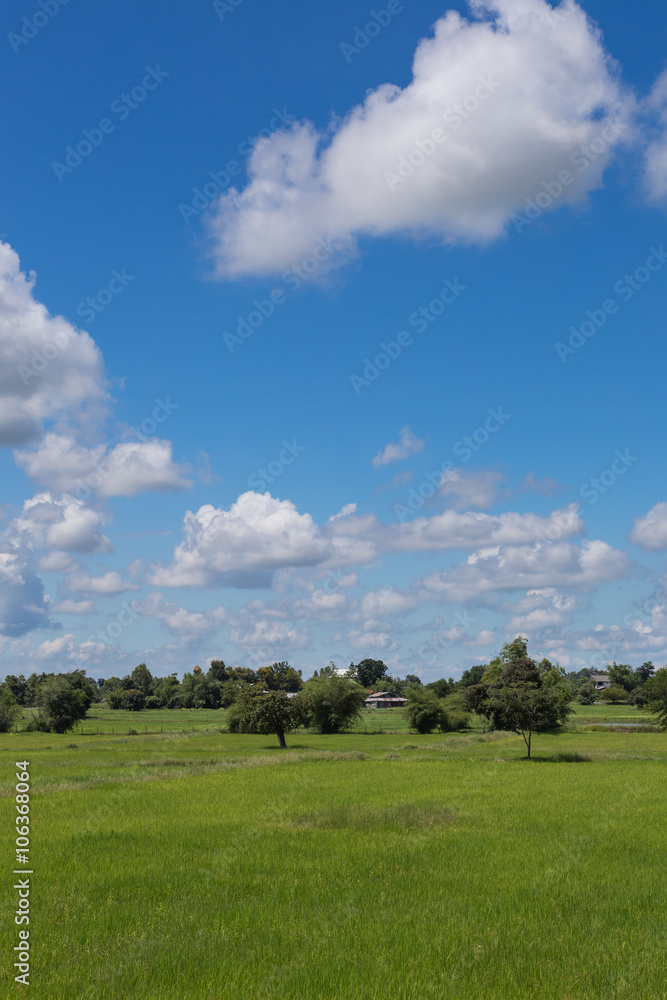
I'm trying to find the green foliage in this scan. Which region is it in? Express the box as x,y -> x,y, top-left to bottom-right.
227,688 -> 305,747
120,688 -> 146,711
404,687 -> 469,734
608,663 -> 638,693
303,675 -> 367,734
30,674 -> 93,733
256,661 -> 303,692
0,683 -> 22,732
647,667 -> 667,728
463,639 -> 571,757
440,692 -> 470,732
3,673 -> 28,705
426,677 -> 456,698
458,664 -> 487,688
404,686 -> 443,734
130,663 -> 154,697
577,682 -> 597,705
600,684 -> 628,704
628,686 -> 648,708
636,661 -> 656,685
350,658 -> 388,688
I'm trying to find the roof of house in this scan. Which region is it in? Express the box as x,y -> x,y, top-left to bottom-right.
591,674 -> 610,681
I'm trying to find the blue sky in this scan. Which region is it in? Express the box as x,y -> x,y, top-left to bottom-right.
1,0 -> 667,680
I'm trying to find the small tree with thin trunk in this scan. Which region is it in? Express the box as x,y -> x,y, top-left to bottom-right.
464,641 -> 571,758
227,688 -> 305,748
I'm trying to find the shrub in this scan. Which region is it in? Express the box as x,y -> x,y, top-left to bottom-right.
600,684 -> 627,704
302,676 -> 367,734
404,687 -> 444,734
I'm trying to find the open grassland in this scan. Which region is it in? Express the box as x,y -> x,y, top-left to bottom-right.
2,719 -> 666,999
16,699 -> 655,738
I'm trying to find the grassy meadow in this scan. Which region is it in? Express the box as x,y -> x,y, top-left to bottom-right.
2,704 -> 666,999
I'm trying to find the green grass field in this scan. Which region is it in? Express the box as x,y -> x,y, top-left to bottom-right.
2,705 -> 666,999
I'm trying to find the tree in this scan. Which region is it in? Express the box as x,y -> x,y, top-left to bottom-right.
463,638 -> 571,758
208,660 -> 230,683
31,676 -> 91,733
600,684 -> 627,704
0,684 -> 22,733
3,675 -> 28,706
427,677 -> 456,699
628,686 -> 648,708
404,674 -> 422,687
256,662 -> 303,692
458,664 -> 488,688
577,682 -> 597,705
608,663 -> 637,693
303,675 -> 367,734
227,689 -> 305,748
647,668 -> 667,728
350,658 -> 388,689
636,661 -> 656,685
130,663 -> 154,697
120,688 -> 146,711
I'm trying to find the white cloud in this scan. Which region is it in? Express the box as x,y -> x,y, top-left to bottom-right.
0,549 -> 53,637
51,599 -> 94,615
64,570 -> 139,596
359,587 -> 417,619
628,502 -> 667,551
437,467 -> 505,509
150,492 -> 332,587
152,491 -> 586,586
208,0 -> 629,278
641,69 -> 667,202
0,243 -> 108,445
230,619 -> 311,651
10,493 -> 110,555
347,629 -> 397,652
420,539 -> 630,601
15,434 -> 191,498
372,426 -> 424,467
500,587 -> 581,633
137,592 -> 228,637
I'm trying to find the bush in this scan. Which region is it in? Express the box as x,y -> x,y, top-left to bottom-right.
628,686 -> 648,708
32,676 -> 91,734
600,684 -> 627,704
440,693 -> 470,732
577,682 -> 597,704
302,676 -> 367,734
404,687 -> 444,734
120,689 -> 146,711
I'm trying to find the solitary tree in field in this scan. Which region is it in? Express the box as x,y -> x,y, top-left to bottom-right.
464,639 -> 571,758
228,688 -> 305,748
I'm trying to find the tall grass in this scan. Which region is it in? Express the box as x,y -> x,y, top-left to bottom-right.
2,726 -> 666,998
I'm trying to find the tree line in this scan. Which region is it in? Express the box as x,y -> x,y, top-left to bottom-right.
1,642 -> 667,742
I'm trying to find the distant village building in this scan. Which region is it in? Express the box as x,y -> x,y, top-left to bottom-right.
364,691 -> 408,709
591,674 -> 611,690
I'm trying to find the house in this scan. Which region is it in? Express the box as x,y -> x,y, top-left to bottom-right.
591,674 -> 611,690
364,691 -> 408,709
